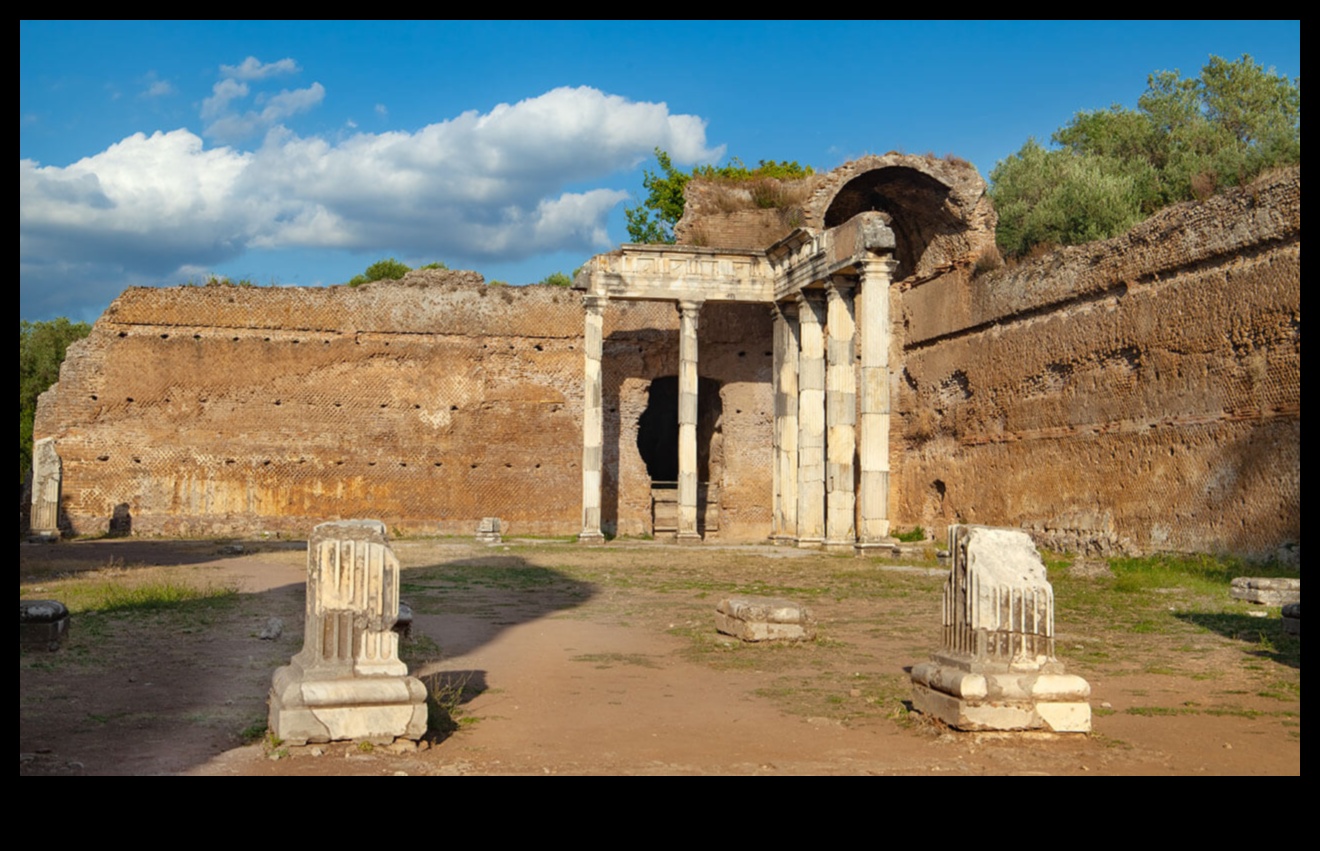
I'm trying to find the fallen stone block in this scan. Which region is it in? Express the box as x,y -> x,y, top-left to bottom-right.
1230,577 -> 1300,606
21,600 -> 70,651
716,595 -> 816,642
1282,602 -> 1300,636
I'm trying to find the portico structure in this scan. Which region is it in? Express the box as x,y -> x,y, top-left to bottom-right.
576,211 -> 900,549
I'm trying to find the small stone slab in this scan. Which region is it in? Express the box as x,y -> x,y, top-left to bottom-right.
20,600 -> 70,650
715,595 -> 816,642
1230,577 -> 1300,606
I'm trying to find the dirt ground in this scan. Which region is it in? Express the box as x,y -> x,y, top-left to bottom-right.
19,536 -> 1300,775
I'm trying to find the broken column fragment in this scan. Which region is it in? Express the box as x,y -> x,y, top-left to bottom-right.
269,520 -> 427,745
910,525 -> 1091,732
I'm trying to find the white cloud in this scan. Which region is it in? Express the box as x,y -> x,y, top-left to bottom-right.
203,82 -> 324,143
20,86 -> 720,317
201,78 -> 249,122
220,56 -> 300,81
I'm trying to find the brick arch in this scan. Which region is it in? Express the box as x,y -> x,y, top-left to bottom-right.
803,153 -> 998,280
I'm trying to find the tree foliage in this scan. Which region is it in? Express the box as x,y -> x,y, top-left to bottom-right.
990,54 -> 1300,256
625,148 -> 815,244
20,318 -> 91,483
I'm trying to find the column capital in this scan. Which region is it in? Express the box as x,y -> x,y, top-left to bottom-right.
677,298 -> 703,316
775,299 -> 799,320
858,254 -> 901,281
583,293 -> 607,313
794,289 -> 825,312
825,275 -> 857,296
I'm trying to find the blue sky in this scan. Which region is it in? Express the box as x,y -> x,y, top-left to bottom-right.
20,20 -> 1299,323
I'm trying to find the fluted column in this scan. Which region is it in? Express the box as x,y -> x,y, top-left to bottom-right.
579,294 -> 606,544
825,278 -> 857,549
772,302 -> 799,544
795,291 -> 826,547
677,299 -> 702,543
857,256 -> 900,547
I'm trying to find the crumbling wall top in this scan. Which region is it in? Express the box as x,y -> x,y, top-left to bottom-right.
676,153 -> 996,281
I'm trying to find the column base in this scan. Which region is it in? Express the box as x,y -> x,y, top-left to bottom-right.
823,538 -> 857,552
578,531 -> 606,545
795,536 -> 823,549
675,531 -> 703,545
770,534 -> 797,547
855,538 -> 900,557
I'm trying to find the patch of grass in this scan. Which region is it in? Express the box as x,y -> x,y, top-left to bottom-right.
239,720 -> 269,744
570,653 -> 661,669
1109,552 -> 1295,595
95,581 -> 238,613
20,559 -> 239,616
1125,705 -> 1191,717
893,526 -> 926,543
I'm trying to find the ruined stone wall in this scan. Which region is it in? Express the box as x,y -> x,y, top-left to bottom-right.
892,168 -> 1301,560
35,282 -> 774,539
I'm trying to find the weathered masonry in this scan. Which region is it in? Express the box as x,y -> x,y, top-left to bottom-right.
32,156 -> 1299,560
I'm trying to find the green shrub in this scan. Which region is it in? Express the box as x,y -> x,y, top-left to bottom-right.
991,55 -> 1299,256
539,271 -> 574,288
347,258 -> 412,286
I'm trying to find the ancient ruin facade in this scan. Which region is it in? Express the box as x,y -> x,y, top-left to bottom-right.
32,157 -> 1300,560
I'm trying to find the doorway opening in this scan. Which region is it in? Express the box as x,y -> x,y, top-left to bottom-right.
636,376 -> 723,535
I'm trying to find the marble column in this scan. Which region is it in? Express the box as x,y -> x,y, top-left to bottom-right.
677,300 -> 702,543
772,302 -> 799,545
795,291 -> 826,547
857,256 -> 900,547
579,294 -> 606,544
825,279 -> 857,549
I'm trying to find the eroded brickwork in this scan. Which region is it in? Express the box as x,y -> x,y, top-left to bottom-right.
892,169 -> 1300,559
35,282 -> 772,539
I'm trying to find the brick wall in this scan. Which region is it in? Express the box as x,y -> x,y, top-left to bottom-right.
35,282 -> 773,539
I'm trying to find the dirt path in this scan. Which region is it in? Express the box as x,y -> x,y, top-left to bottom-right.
20,538 -> 1300,775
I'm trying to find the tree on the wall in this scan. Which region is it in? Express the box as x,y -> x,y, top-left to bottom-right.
625,148 -> 815,244
990,54 -> 1300,256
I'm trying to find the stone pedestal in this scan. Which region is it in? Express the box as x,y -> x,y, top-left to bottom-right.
910,525 -> 1091,732
269,520 -> 427,745
20,600 -> 70,651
